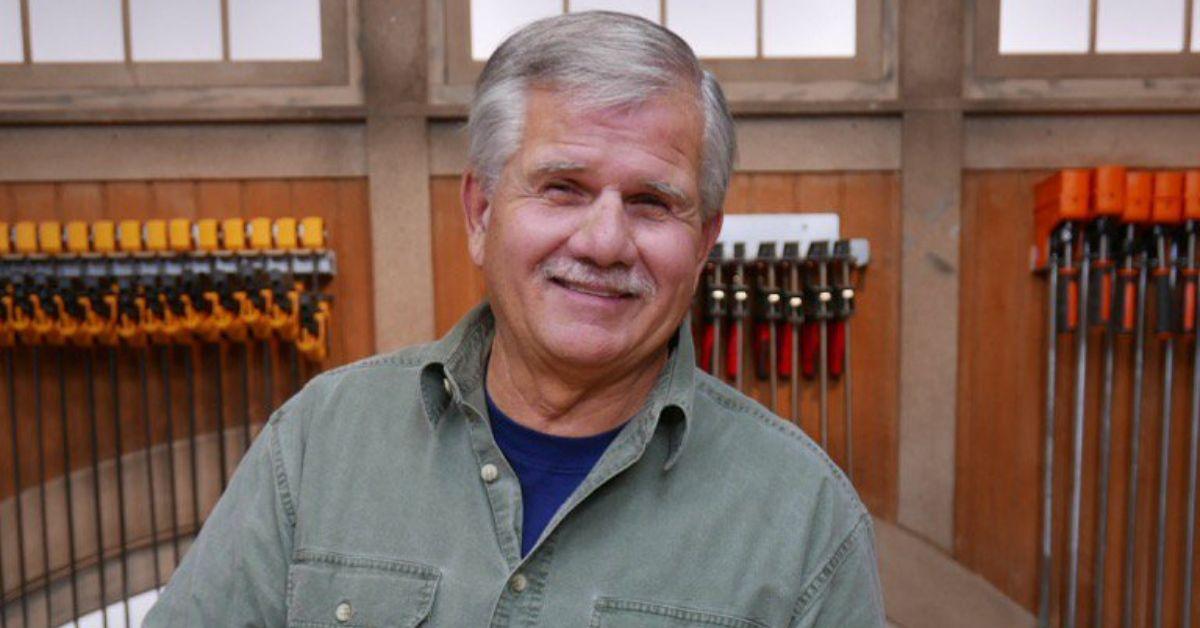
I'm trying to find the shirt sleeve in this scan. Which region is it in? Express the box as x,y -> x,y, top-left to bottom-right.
788,515 -> 887,628
143,411 -> 299,627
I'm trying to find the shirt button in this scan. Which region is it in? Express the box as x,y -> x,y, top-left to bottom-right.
334,601 -> 353,623
480,463 -> 499,483
509,573 -> 528,593
442,376 -> 452,394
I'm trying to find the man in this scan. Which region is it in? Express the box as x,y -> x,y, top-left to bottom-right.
147,11 -> 884,627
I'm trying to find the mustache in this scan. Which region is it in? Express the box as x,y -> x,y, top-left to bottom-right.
539,257 -> 657,298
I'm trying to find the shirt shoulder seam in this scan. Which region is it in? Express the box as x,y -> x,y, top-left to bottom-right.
694,376 -> 865,511
791,513 -> 873,621
266,421 -> 297,527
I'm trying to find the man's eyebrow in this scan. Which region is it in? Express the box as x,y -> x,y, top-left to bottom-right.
529,160 -> 586,177
645,180 -> 691,205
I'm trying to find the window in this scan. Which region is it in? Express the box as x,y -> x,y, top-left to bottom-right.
977,0 -> 1200,78
0,0 -> 346,89
444,0 -> 883,85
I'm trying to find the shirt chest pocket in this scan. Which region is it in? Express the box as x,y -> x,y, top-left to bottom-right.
589,598 -> 768,628
286,549 -> 440,628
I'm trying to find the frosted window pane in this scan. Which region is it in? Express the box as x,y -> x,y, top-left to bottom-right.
131,0 -> 221,61
763,0 -> 855,58
999,0 -> 1089,53
568,0 -> 659,22
229,0 -> 321,61
1194,0 -> 1200,51
0,0 -> 22,62
1096,0 -> 1184,53
30,0 -> 124,62
666,0 -> 756,58
471,0 -> 561,60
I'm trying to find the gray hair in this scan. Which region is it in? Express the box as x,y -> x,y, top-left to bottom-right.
467,11 -> 736,220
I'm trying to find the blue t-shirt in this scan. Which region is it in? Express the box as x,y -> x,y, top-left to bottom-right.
485,389 -> 623,556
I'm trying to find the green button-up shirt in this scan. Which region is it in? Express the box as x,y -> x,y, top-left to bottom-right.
146,304 -> 884,627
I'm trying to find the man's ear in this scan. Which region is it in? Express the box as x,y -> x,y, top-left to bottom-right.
700,212 -> 723,262
461,171 -> 492,267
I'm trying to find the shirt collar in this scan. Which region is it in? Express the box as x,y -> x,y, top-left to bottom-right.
418,302 -> 696,470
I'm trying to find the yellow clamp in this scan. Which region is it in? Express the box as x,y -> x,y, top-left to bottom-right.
222,218 -> 246,252
299,217 -> 325,249
144,220 -> 168,253
65,221 -> 90,254
14,222 -> 37,255
38,222 -> 63,255
168,219 -> 191,253
296,300 -> 331,363
194,219 -> 219,253
92,221 -> 116,254
248,218 -> 272,250
118,220 -> 142,253
0,222 -> 9,255
274,218 -> 297,250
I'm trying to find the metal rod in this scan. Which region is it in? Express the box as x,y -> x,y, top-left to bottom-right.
818,260 -> 830,451
210,344 -> 228,493
1153,338 -> 1175,628
57,348 -> 79,622
158,345 -> 180,567
1122,249 -> 1149,628
1092,313 -> 1116,628
1184,298 -> 1200,628
261,339 -> 273,434
1038,252 -> 1060,628
1065,240 -> 1092,628
138,348 -> 162,590
1153,227 -> 1177,628
85,350 -> 109,628
5,348 -> 28,628
107,347 -> 130,627
184,347 -> 200,534
1091,228 -> 1116,628
789,261 -> 801,426
1183,225 -> 1200,628
240,342 -> 252,457
841,254 -> 855,482
32,347 -> 53,624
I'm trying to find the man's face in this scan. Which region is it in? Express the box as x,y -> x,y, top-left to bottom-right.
463,87 -> 722,372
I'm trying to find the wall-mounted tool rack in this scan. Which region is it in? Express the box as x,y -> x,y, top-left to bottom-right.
692,213 -> 870,479
0,217 -> 335,362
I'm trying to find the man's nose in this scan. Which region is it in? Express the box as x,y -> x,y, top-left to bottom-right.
567,189 -> 638,267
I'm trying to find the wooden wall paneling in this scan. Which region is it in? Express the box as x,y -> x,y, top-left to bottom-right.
957,170 -> 1200,626
428,172 -> 901,520
430,176 -> 485,336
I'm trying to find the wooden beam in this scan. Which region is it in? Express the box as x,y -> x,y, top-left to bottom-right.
897,0 -> 963,552
965,114 -> 1200,169
362,0 -> 436,351
0,123 -> 365,181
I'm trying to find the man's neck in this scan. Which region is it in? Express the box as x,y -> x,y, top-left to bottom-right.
484,327 -> 668,438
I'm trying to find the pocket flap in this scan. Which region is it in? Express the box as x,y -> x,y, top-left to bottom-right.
591,597 -> 768,628
287,549 -> 440,628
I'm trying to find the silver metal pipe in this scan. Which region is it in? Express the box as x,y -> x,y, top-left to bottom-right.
1038,251 -> 1061,628
1122,255 -> 1149,628
1065,242 -> 1092,628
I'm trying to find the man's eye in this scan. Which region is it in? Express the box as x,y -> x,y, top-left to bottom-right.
628,195 -> 672,217
542,182 -> 582,203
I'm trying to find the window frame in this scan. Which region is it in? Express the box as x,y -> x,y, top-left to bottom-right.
441,0 -> 886,86
973,0 -> 1200,79
0,0 -> 348,89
